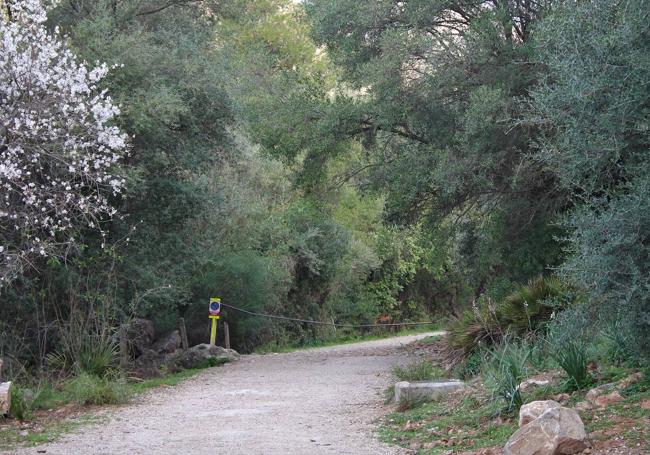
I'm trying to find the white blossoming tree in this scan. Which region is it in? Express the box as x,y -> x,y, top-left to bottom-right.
0,0 -> 128,283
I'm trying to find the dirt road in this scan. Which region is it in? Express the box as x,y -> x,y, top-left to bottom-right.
7,332 -> 442,455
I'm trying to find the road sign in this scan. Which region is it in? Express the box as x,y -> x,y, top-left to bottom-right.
209,297 -> 221,316
209,297 -> 221,346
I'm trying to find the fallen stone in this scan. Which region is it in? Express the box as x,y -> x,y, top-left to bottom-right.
122,318 -> 155,357
0,381 -> 12,415
585,382 -> 617,404
593,390 -> 624,408
518,400 -> 561,427
553,393 -> 571,404
574,401 -> 592,412
394,380 -> 465,403
505,406 -> 587,455
168,344 -> 239,370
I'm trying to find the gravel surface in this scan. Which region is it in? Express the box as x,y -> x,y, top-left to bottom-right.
6,332 -> 443,455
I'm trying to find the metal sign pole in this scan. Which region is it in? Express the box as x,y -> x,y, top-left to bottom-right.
209,315 -> 219,346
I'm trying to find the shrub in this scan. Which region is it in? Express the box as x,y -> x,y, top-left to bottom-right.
552,341 -> 590,391
453,350 -> 485,380
63,373 -> 129,406
498,276 -> 566,333
483,342 -> 529,413
47,335 -> 118,378
393,360 -> 438,382
446,275 -> 570,364
601,321 -> 639,366
9,386 -> 29,420
77,340 -> 119,378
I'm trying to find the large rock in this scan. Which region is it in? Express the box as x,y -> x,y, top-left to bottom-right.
0,381 -> 12,416
152,330 -> 181,354
123,318 -> 155,357
394,380 -> 465,403
168,344 -> 239,370
518,400 -> 561,427
504,406 -> 587,455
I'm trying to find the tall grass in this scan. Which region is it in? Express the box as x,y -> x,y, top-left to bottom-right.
552,341 -> 590,390
63,373 -> 129,406
483,342 -> 529,412
393,360 -> 439,382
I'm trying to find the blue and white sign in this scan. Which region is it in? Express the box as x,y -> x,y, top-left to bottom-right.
209,297 -> 221,316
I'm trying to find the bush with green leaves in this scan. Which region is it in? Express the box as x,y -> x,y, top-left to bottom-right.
63,373 -> 129,406
446,275 -> 570,363
552,341 -> 590,391
482,342 -> 530,413
528,0 -> 650,362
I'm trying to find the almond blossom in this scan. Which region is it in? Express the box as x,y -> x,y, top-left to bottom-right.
0,0 -> 128,283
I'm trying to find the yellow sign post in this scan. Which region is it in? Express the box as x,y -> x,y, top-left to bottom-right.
209,315 -> 219,345
208,297 -> 221,346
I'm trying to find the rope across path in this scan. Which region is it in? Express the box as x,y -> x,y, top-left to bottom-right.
220,302 -> 438,329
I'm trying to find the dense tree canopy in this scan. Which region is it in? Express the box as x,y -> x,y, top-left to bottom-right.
1,0 -> 648,378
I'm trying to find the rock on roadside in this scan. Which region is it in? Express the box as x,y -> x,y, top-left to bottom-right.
123,318 -> 156,357
505,404 -> 587,455
394,380 -> 465,403
0,381 -> 12,415
152,330 -> 182,354
167,344 -> 239,370
518,400 -> 561,427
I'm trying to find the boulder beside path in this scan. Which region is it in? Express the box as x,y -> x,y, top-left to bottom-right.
167,344 -> 239,370
504,401 -> 588,455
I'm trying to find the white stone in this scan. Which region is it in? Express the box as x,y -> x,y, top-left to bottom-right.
0,382 -> 12,415
519,378 -> 551,392
518,400 -> 561,427
394,380 -> 465,403
505,406 -> 587,455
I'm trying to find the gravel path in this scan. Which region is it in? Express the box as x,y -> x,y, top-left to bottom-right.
6,332 -> 443,455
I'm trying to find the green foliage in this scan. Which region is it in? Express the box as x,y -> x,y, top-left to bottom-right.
482,342 -> 529,412
447,275 -> 569,362
46,324 -> 118,379
4,0 -> 649,384
9,387 -> 29,420
393,360 -> 439,382
527,0 -> 650,361
63,373 -> 129,406
498,276 -> 565,332
453,351 -> 485,380
601,322 -> 639,366
552,341 -> 591,391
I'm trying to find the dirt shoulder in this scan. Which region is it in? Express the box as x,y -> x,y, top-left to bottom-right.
3,332 -> 443,455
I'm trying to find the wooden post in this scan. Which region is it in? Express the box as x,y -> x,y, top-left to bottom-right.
119,326 -> 129,371
224,322 -> 230,350
178,317 -> 189,351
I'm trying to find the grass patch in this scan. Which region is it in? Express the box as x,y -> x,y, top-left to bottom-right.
63,373 -> 130,406
393,360 -> 445,382
0,414 -> 101,450
380,395 -> 517,454
126,367 -> 205,394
